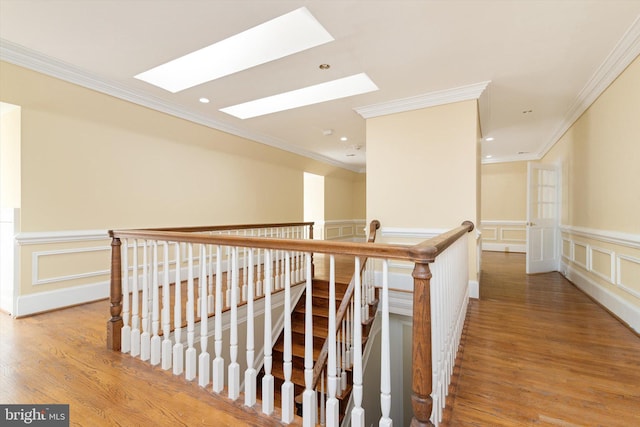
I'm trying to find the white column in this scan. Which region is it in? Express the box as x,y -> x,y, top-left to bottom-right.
326,255 -> 339,427
140,240 -> 151,361
173,242 -> 184,376
379,259 -> 392,427
161,242 -> 172,370
228,246 -> 240,400
185,243 -> 197,381
212,245 -> 225,393
244,248 -> 257,407
281,252 -> 294,423
120,239 -> 131,354
198,244 -> 210,387
303,253 -> 316,427
262,249 -> 274,415
130,239 -> 140,357
351,257 -> 365,427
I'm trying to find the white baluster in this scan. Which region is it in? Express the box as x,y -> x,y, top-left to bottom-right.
326,255 -> 339,427
281,252 -> 294,423
151,241 -> 161,366
262,249 -> 274,415
340,317 -> 347,392
242,231 -> 248,302
185,243 -> 196,381
351,257 -> 365,426
173,242 -> 183,376
346,298 -> 352,368
256,244 -> 263,297
228,246 -> 240,400
161,242 -> 172,370
244,248 -> 257,407
140,240 -> 151,361
121,239 -> 131,354
379,259 -> 392,427
198,244 -> 210,387
226,244 -> 232,307
320,371 -> 326,427
303,253 -> 316,427
130,239 -> 140,357
212,245 -> 225,393
208,244 -> 214,314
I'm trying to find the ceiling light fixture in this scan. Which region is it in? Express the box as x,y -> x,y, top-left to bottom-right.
134,7 -> 334,93
485,137 -> 494,141
220,73 -> 378,119
485,155 -> 493,159
319,64 -> 331,70
340,136 -> 348,141
199,97 -> 210,104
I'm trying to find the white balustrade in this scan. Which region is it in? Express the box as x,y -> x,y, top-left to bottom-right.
351,257 -> 364,427
140,240 -> 150,361
185,243 -> 196,381
150,241 -> 161,366
173,242 -> 183,376
379,259 -> 392,427
326,255 -> 339,427
212,245 -> 224,393
302,253 -> 316,427
161,242 -> 172,370
120,239 -> 131,354
262,249 -> 274,415
130,239 -> 140,357
228,247 -> 240,400
198,244 -> 210,387
244,248 -> 257,407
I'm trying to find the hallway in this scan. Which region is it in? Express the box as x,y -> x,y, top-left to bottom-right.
447,251 -> 640,426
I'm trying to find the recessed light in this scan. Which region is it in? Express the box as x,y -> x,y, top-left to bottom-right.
485,155 -> 493,159
522,109 -> 533,114
346,153 -> 356,157
220,73 -> 378,119
485,137 -> 494,141
322,129 -> 334,136
199,97 -> 210,104
340,136 -> 348,142
319,64 -> 331,70
135,7 -> 334,93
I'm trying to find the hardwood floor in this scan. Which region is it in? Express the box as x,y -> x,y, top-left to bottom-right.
447,251 -> 640,426
2,251 -> 638,426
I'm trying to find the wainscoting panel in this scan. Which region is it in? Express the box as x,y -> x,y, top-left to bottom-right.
480,220 -> 526,253
321,219 -> 366,242
560,225 -> 640,332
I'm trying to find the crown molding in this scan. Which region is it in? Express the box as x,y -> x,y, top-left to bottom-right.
537,15 -> 640,159
0,38 -> 362,173
481,152 -> 539,165
354,80 -> 490,119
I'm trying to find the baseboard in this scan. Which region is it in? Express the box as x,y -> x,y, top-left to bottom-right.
468,280 -> 479,299
482,242 -> 526,253
562,261 -> 640,333
15,280 -> 109,317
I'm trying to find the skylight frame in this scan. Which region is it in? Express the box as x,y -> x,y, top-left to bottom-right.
219,73 -> 379,119
134,7 -> 334,93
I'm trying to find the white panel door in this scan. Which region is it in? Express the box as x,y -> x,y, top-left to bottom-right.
526,163 -> 559,274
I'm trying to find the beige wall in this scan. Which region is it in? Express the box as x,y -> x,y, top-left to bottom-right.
0,105 -> 21,209
481,161 -> 527,220
0,62 -> 362,307
543,56 -> 640,233
366,100 -> 479,281
542,55 -> 640,331
324,170 -> 365,221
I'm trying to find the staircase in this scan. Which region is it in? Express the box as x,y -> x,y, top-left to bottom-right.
259,277 -> 378,421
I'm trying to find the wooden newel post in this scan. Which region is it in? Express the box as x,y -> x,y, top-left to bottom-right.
107,235 -> 123,351
411,261 -> 435,427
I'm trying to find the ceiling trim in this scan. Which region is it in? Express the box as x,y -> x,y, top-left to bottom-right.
0,38 -> 362,173
482,153 -> 539,165
537,15 -> 640,159
353,80 -> 490,119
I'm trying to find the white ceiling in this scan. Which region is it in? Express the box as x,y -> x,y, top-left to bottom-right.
1,1 -> 639,172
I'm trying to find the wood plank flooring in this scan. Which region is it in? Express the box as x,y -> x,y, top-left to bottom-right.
2,251 -> 639,426
446,251 -> 640,427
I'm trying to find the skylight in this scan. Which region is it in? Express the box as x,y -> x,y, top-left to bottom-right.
220,73 -> 379,119
134,7 -> 334,93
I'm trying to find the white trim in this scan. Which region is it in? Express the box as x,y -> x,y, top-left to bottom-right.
481,220 -> 526,227
499,227 -> 526,243
468,280 -> 479,299
481,243 -> 526,253
561,237 -> 573,260
0,39 -> 362,173
32,245 -> 111,286
560,225 -> 640,250
538,15 -> 640,160
15,280 -> 109,317
16,229 -> 109,245
572,241 -> 590,270
588,246 -> 615,284
380,227 -> 447,239
616,254 -> 640,300
354,81 -> 490,119
388,289 -> 414,316
562,260 -> 640,333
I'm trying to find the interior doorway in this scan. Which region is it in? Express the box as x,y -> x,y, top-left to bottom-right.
303,172 -> 324,240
